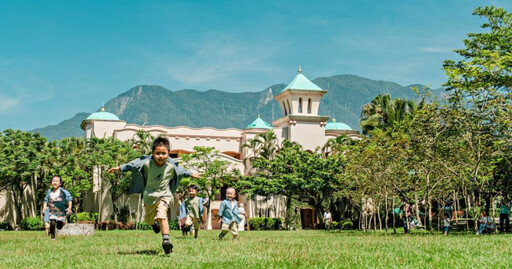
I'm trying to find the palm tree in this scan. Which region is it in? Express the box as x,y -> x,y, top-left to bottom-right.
322,135 -> 355,157
242,130 -> 279,170
130,130 -> 155,154
360,94 -> 417,134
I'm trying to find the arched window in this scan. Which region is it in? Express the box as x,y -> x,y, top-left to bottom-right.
307,98 -> 312,114
287,100 -> 292,115
298,98 -> 303,113
283,101 -> 288,116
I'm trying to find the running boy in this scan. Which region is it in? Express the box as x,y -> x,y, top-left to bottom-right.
216,187 -> 241,240
179,184 -> 208,238
108,137 -> 199,254
42,175 -> 72,240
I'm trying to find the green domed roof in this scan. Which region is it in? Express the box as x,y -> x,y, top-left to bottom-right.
325,119 -> 352,131
246,117 -> 272,129
86,108 -> 120,121
282,66 -> 323,92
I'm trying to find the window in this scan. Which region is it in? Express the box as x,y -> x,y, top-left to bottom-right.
307,98 -> 312,114
287,100 -> 292,115
298,98 -> 303,113
283,101 -> 287,116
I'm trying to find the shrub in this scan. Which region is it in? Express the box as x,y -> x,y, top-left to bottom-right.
0,222 -> 12,230
249,218 -> 265,230
22,217 -> 43,230
331,221 -> 339,230
70,212 -> 97,223
249,218 -> 282,230
273,218 -> 283,230
133,221 -> 152,230
117,222 -> 134,230
169,220 -> 179,230
342,221 -> 353,230
265,218 -> 276,230
97,221 -> 117,230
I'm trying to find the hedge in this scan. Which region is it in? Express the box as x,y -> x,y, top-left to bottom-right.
70,212 -> 98,223
22,217 -> 43,230
249,217 -> 282,230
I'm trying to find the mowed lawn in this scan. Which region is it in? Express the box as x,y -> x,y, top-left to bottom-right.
1,229 -> 510,268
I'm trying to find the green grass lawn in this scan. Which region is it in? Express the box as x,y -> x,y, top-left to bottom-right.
0,229 -> 510,268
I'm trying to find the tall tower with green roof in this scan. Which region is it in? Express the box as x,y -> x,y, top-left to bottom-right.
273,67 -> 330,150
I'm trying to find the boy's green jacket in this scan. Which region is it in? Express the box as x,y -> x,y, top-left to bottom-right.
120,155 -> 191,194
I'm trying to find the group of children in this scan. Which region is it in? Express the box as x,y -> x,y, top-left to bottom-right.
44,137 -> 242,255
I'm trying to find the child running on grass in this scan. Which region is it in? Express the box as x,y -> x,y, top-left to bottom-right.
179,184 -> 208,238
216,187 -> 241,240
42,175 -> 72,240
108,137 -> 200,254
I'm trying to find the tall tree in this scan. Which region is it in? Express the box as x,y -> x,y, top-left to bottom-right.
181,146 -> 241,230
0,130 -> 47,227
443,6 -> 512,214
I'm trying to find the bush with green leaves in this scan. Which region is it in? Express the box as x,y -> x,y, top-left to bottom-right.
0,222 -> 12,230
342,221 -> 353,230
21,217 -> 43,230
169,220 -> 179,230
133,221 -> 152,230
70,212 -> 97,223
249,218 -> 282,230
249,218 -> 265,230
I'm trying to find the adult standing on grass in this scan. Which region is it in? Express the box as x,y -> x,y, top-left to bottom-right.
442,199 -> 456,223
498,198 -> 510,233
237,203 -> 247,231
42,175 -> 72,240
323,210 -> 332,231
400,202 -> 412,234
108,137 -> 200,254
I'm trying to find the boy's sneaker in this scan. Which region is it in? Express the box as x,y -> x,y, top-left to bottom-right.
162,240 -> 173,254
218,232 -> 225,239
152,222 -> 160,234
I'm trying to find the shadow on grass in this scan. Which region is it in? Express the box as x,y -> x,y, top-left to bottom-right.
118,250 -> 159,256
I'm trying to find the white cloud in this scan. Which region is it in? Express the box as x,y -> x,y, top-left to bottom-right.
420,47 -> 452,53
0,97 -> 20,113
138,33 -> 289,91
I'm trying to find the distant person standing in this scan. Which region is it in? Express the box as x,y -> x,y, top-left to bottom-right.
323,210 -> 332,231
237,203 -> 248,231
400,202 -> 412,234
442,199 -> 456,222
498,198 -> 510,233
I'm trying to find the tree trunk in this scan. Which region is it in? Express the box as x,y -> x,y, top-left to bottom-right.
206,193 -> 213,230
428,199 -> 433,235
385,192 -> 389,234
392,196 -> 396,234
377,201 -> 382,231
12,186 -> 23,228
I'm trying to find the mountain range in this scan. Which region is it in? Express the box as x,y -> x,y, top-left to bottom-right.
31,74 -> 434,141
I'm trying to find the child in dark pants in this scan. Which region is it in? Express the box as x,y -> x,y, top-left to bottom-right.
42,175 -> 72,240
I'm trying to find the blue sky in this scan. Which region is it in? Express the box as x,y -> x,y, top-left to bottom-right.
0,0 -> 510,131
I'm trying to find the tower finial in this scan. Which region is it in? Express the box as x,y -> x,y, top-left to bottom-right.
100,104 -> 105,112
298,64 -> 302,74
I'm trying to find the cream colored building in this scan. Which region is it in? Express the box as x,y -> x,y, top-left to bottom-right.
0,68 -> 358,229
